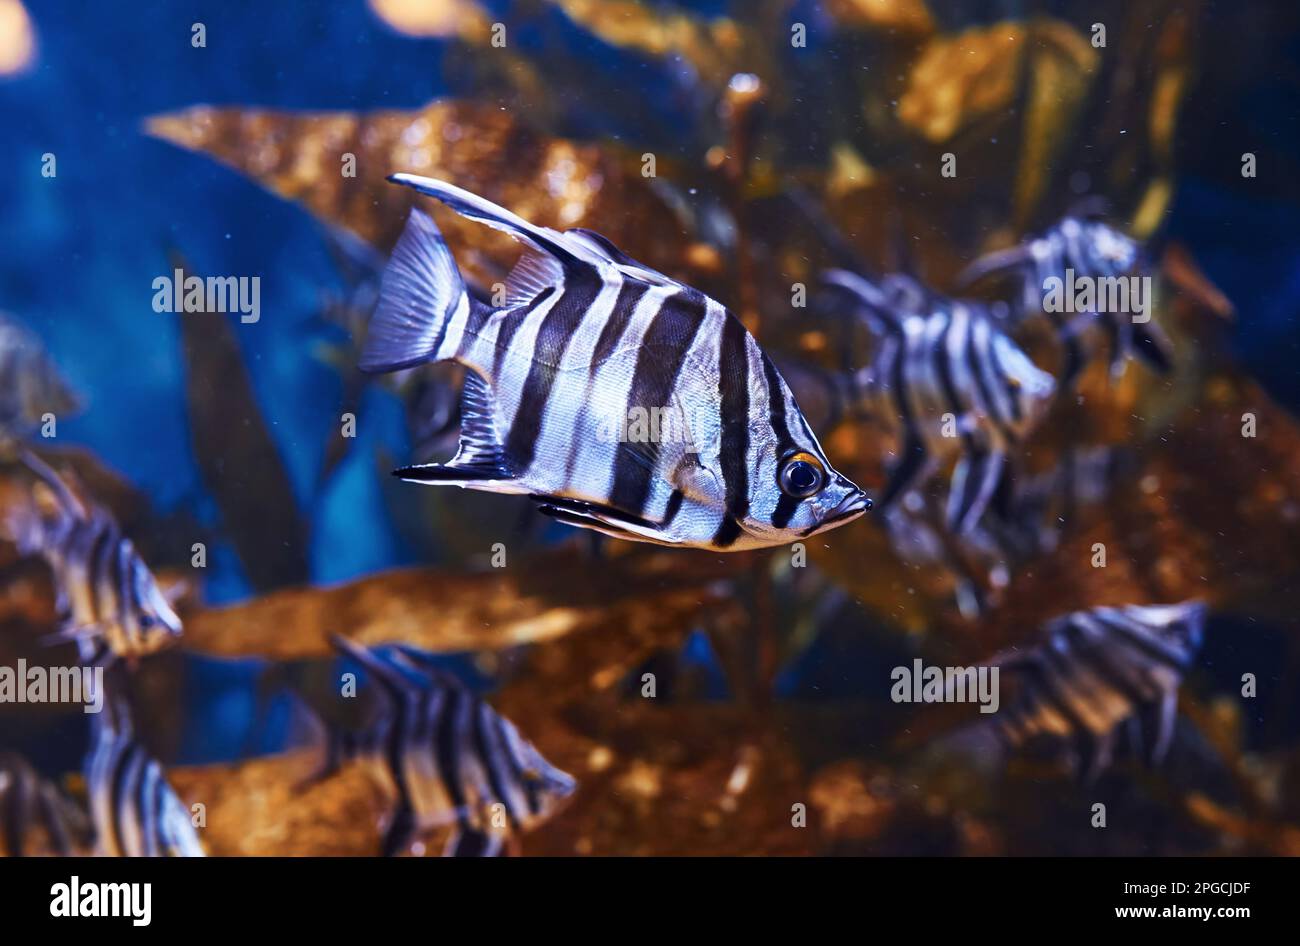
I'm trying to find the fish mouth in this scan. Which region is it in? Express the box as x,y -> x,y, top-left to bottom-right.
808,490 -> 872,534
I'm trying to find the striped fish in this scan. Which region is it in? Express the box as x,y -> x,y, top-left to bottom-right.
84,675 -> 205,857
823,270 -> 1056,534
0,313 -> 81,438
1,448 -> 182,662
959,216 -> 1173,386
0,751 -> 90,856
359,174 -> 869,550
323,636 -> 576,857
882,447 -> 1127,617
984,601 -> 1205,781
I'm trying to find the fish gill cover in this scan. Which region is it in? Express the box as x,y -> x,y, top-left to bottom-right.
0,0 -> 1297,861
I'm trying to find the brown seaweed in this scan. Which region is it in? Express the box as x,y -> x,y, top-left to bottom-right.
170,250 -> 308,591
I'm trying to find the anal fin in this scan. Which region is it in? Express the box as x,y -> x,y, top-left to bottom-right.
393,370 -> 516,484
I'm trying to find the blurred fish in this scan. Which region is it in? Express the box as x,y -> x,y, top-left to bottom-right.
959,216 -> 1173,386
85,672 -> 204,857
979,601 -> 1206,782
980,445 -> 1128,561
320,636 -> 576,857
823,271 -> 1055,533
882,447 -> 1128,618
0,751 -> 90,856
0,447 -> 182,662
360,174 -> 870,550
0,313 -> 81,439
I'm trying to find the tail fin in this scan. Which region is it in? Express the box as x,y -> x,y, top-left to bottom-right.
359,209 -> 474,374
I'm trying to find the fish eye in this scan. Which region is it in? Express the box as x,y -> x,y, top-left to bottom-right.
1007,376 -> 1022,391
778,452 -> 825,499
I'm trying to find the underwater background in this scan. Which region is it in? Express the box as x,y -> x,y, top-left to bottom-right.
1,0 -> 1299,856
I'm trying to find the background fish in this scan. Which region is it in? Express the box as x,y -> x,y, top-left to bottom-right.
0,312 -> 81,439
318,636 -> 576,857
0,750 -> 90,856
359,175 -> 869,551
959,216 -> 1173,386
822,270 -> 1056,534
978,601 -> 1206,781
84,668 -> 205,857
0,448 -> 182,662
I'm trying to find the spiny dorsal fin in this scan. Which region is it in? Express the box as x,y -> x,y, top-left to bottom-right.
388,174 -> 585,270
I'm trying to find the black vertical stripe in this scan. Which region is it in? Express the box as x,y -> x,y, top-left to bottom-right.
150,775 -> 168,856
491,287 -> 555,381
760,352 -> 793,447
434,688 -> 468,818
384,693 -> 414,815
716,314 -> 750,528
662,489 -> 685,527
932,311 -> 980,454
610,291 -> 709,516
461,297 -> 495,349
109,743 -> 140,856
471,703 -> 517,825
759,350 -> 803,534
504,276 -> 602,472
590,282 -> 649,371
964,319 -> 1012,441
711,516 -> 742,548
770,494 -> 801,530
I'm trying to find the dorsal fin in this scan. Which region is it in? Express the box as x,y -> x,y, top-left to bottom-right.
822,269 -> 905,334
388,174 -> 587,270
564,228 -> 678,286
502,247 -> 564,308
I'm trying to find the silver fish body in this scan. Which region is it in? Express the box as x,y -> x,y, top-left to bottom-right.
85,690 -> 204,857
985,601 -> 1205,781
824,271 -> 1056,534
327,636 -> 576,857
2,449 -> 182,661
360,175 -> 869,550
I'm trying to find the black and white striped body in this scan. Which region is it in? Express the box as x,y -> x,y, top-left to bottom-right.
0,751 -> 89,857
327,636 -> 576,857
2,449 -> 182,662
84,688 -> 204,857
0,313 -> 80,438
986,601 -> 1205,781
360,175 -> 869,550
883,447 -> 1127,617
824,271 -> 1055,534
960,216 -> 1172,386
